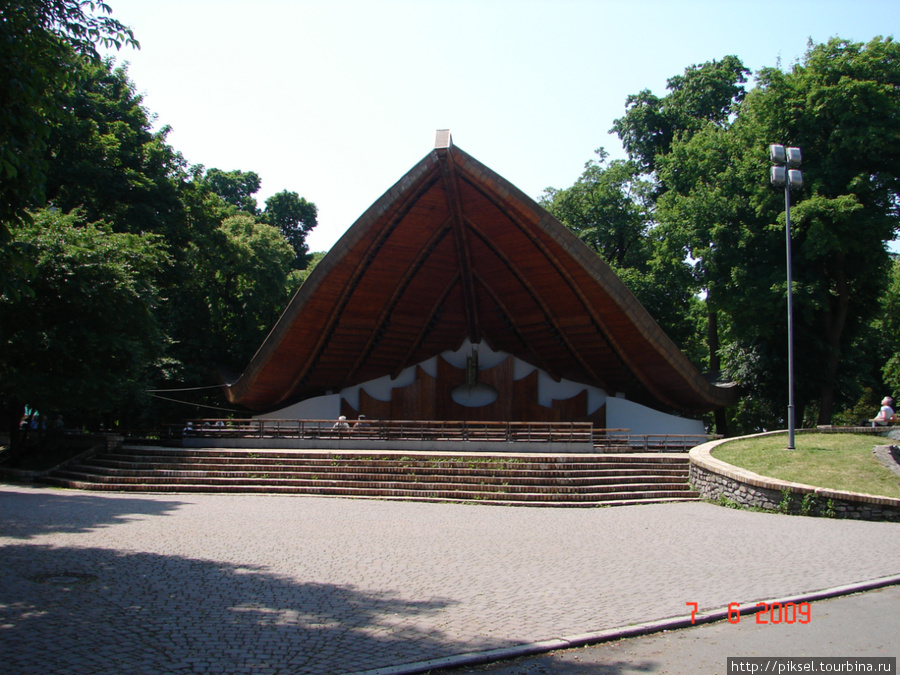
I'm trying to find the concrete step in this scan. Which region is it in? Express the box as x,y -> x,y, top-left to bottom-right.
74,463 -> 688,482
47,470 -> 693,493
38,478 -> 700,504
38,446 -> 699,506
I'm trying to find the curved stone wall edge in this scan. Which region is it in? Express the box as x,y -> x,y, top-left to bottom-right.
689,432 -> 900,521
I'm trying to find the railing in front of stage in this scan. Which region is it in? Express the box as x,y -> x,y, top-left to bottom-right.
601,430 -> 720,451
181,419 -> 594,444
178,419 -> 718,451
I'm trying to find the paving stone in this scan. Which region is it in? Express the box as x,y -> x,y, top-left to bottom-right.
1,484 -> 899,674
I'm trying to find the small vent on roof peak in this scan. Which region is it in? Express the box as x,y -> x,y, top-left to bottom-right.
435,129 -> 452,149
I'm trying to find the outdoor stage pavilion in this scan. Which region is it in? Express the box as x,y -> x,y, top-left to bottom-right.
223,131 -> 738,440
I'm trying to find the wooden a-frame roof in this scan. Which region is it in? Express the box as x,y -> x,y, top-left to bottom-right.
226,131 -> 737,414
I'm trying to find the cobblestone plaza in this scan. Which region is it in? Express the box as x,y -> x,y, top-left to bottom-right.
2,484 -> 899,674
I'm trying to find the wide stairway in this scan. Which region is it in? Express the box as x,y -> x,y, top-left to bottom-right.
38,447 -> 699,507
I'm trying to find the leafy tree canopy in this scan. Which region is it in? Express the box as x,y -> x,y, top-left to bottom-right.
263,190 -> 318,267
0,48 -> 319,432
611,55 -> 749,174
649,37 -> 900,430
542,149 -> 654,270
541,149 -> 700,360
879,256 -> 900,394
547,36 -> 900,433
0,0 -> 138,228
0,209 -> 168,419
43,56 -> 185,234
728,37 -> 900,425
195,214 -> 297,370
205,168 -> 262,215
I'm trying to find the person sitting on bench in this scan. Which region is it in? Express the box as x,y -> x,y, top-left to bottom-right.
871,396 -> 896,426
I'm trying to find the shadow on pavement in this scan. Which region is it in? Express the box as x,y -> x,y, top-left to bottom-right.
0,542 -> 519,674
0,484 -> 187,538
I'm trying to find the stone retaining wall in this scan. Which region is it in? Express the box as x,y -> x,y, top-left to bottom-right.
689,434 -> 900,523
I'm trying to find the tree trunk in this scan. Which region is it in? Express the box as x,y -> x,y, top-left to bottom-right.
708,305 -> 720,374
707,296 -> 729,436
817,254 -> 850,425
714,408 -> 729,437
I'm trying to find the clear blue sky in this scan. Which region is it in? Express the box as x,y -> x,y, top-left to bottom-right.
101,0 -> 898,252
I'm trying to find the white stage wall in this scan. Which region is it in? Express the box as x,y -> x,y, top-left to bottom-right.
256,341 -> 707,436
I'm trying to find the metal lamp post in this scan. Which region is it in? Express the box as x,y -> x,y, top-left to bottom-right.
769,144 -> 803,450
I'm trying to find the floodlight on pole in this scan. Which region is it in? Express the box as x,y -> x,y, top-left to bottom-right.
769,144 -> 802,450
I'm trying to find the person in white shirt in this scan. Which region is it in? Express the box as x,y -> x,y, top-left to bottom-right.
871,396 -> 896,426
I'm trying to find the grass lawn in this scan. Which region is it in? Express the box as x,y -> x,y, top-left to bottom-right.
712,433 -> 900,499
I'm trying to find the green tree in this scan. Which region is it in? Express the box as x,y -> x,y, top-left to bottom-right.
205,168 -> 261,215
608,56 -> 754,434
263,190 -> 318,267
0,209 -> 168,429
655,122 -> 763,420
0,1 -> 137,261
654,37 -> 900,430
296,251 -> 326,285
43,56 -> 185,235
605,38 -> 900,432
0,28 -> 317,428
148,175 -> 306,399
611,55 -> 749,174
879,256 -> 900,394
542,149 -> 700,359
542,149 -> 653,269
734,37 -> 900,425
191,214 -> 297,371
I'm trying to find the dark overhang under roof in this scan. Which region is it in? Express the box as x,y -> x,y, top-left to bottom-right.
226,131 -> 738,414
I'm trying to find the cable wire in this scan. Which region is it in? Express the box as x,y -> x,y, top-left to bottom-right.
144,384 -> 231,393
146,393 -> 245,414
